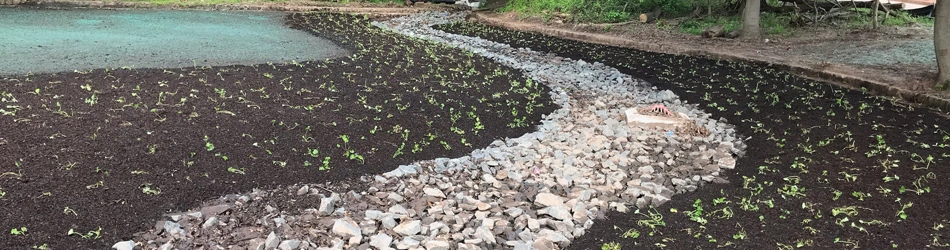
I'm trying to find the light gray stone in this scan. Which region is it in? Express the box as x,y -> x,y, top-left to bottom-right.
265,231 -> 280,250
296,185 -> 309,195
539,205 -> 572,220
393,220 -> 421,236
159,242 -> 173,250
473,226 -> 496,244
278,240 -> 302,250
505,207 -> 524,218
318,197 -> 335,215
534,193 -> 565,207
423,188 -> 446,198
389,204 -> 409,215
202,216 -> 219,229
332,219 -> 361,239
538,229 -> 570,244
112,240 -> 135,250
396,236 -> 421,249
370,233 -> 394,249
381,214 -> 397,229
424,240 -> 451,250
365,210 -> 383,220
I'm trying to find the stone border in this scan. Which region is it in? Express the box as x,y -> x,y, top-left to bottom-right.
469,12 -> 950,113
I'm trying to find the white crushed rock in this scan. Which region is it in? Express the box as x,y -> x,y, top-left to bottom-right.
117,11 -> 744,250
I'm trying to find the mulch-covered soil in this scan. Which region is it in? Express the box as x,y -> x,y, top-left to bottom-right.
438,22 -> 950,249
0,13 -> 554,249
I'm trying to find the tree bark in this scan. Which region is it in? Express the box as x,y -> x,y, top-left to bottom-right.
872,0 -> 879,29
741,0 -> 761,39
936,0 -> 950,90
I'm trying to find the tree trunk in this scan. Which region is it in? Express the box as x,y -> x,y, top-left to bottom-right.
872,0 -> 879,29
936,0 -> 950,90
741,0 -> 761,39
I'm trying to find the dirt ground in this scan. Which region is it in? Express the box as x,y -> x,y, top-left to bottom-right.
471,11 -> 948,111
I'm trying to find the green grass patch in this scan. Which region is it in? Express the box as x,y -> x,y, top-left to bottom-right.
500,0 -> 728,23
678,12 -> 792,36
500,0 -> 631,23
846,8 -> 935,28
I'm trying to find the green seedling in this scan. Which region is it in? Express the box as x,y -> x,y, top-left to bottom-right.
10,227 -> 27,235
67,227 -> 102,239
227,167 -> 245,175
601,242 -> 621,250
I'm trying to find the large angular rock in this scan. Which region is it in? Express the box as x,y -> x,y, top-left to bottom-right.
112,241 -> 135,250
423,188 -> 446,198
318,197 -> 335,215
278,240 -> 302,250
332,219 -> 361,239
538,229 -> 570,245
370,233 -> 394,249
265,232 -> 280,250
534,193 -> 565,207
473,226 -> 496,244
424,240 -> 451,250
393,220 -> 421,236
539,205 -> 572,220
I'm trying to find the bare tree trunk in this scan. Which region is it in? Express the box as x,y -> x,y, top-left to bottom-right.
872,0 -> 879,29
936,0 -> 950,90
741,0 -> 761,39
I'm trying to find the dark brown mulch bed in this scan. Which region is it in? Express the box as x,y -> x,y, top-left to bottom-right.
0,13 -> 554,249
438,22 -> 950,249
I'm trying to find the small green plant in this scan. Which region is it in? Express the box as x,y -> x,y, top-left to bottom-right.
338,135 -> 365,164
306,148 -> 320,158
636,208 -> 666,236
896,198 -> 913,220
688,199 -> 707,225
10,227 -> 27,235
67,227 -> 102,239
601,242 -> 622,250
320,156 -> 331,171
393,142 -> 406,158
622,228 -> 640,239
141,183 -> 161,195
227,167 -> 245,175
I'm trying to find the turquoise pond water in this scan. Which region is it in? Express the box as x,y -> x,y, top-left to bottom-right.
0,8 -> 348,75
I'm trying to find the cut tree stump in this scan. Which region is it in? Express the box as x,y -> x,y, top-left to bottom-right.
639,7 -> 662,23
701,25 -> 726,38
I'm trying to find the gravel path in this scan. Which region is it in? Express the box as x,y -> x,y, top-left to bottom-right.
115,12 -> 744,250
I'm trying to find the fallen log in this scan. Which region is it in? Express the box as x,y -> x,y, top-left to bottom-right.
701,25 -> 725,38
639,7 -> 662,23
726,30 -> 741,39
